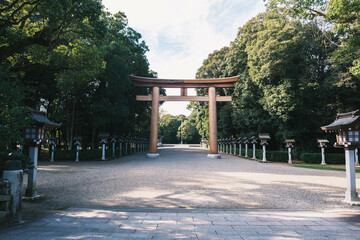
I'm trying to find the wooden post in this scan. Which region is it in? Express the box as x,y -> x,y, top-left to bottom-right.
148,87 -> 160,158
207,87 -> 220,158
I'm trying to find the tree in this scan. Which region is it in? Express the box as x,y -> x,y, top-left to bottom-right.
159,114 -> 182,143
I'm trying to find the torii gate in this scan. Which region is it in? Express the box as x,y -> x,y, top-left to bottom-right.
130,75 -> 239,159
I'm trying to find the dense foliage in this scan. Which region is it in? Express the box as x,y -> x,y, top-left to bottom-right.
190,3 -> 360,152
0,0 -> 155,152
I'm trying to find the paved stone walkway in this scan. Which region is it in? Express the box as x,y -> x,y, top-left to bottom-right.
1,207 -> 360,239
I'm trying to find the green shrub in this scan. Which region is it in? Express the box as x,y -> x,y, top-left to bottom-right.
268,151 -> 288,162
301,153 -> 345,164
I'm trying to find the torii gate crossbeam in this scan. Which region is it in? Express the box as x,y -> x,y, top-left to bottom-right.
131,75 -> 239,158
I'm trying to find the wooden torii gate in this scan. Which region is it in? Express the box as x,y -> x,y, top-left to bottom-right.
131,75 -> 239,158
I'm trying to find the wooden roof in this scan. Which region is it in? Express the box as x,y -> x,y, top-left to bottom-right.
321,109 -> 360,132
130,75 -> 239,88
30,110 -> 61,128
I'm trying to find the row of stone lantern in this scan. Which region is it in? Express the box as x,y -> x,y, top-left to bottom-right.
48,134 -> 149,162
217,134 -> 271,162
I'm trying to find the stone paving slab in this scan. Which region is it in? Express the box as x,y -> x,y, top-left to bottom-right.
1,207 -> 360,239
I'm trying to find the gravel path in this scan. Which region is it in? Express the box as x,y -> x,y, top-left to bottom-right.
23,145 -> 360,211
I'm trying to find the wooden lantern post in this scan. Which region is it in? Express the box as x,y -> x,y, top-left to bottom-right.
131,75 -> 238,158
321,109 -> 360,204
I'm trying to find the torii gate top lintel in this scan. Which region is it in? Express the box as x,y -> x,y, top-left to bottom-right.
130,75 -> 239,88
131,75 -> 239,158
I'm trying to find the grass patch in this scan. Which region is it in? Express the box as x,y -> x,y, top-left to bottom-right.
293,164 -> 360,173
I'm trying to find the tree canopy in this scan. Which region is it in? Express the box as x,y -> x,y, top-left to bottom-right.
0,0 -> 156,151
190,4 -> 359,151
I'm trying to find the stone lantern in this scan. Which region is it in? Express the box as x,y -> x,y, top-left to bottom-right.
98,132 -> 109,161
285,139 -> 295,164
124,137 -> 129,155
73,137 -> 82,162
118,136 -> 124,157
225,138 -> 230,154
24,110 -> 60,199
317,139 -> 329,165
321,109 -> 360,204
251,136 -> 257,160
237,138 -> 243,156
243,137 -> 249,158
110,136 -> 117,158
48,137 -> 57,162
231,137 -> 236,155
259,133 -> 270,162
229,138 -> 233,155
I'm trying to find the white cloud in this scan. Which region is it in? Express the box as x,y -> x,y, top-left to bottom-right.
102,0 -> 266,115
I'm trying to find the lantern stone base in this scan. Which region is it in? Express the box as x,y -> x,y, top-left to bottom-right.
23,188 -> 40,200
147,153 -> 160,158
207,154 -> 221,159
344,192 -> 360,205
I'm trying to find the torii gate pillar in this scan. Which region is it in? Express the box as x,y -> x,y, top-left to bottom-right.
207,87 -> 220,158
148,87 -> 160,158
131,75 -> 239,158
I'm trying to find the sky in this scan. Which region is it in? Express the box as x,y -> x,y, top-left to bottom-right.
102,0 -> 266,116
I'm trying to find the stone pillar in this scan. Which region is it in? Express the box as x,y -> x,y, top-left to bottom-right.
262,145 -> 267,162
125,142 -> 128,155
239,143 -> 242,156
148,87 -> 160,158
24,146 -> 40,199
119,142 -> 122,157
321,147 -> 326,165
288,147 -> 292,164
3,170 -> 23,222
229,144 -> 232,155
245,143 -> 248,158
344,149 -> 359,203
75,144 -> 80,162
207,87 -> 220,158
252,143 -> 256,160
112,142 -> 116,158
50,144 -> 55,162
234,143 -> 236,155
101,142 -> 106,160
355,148 -> 359,165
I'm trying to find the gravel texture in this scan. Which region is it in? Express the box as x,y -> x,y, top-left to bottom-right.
23,145 -> 360,211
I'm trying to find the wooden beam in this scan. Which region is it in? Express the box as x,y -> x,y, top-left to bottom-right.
136,95 -> 232,102
130,75 -> 239,88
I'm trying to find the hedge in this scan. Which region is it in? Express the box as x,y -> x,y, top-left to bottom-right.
301,153 -> 345,164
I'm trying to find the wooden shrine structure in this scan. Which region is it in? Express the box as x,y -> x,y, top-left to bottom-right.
131,75 -> 239,158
